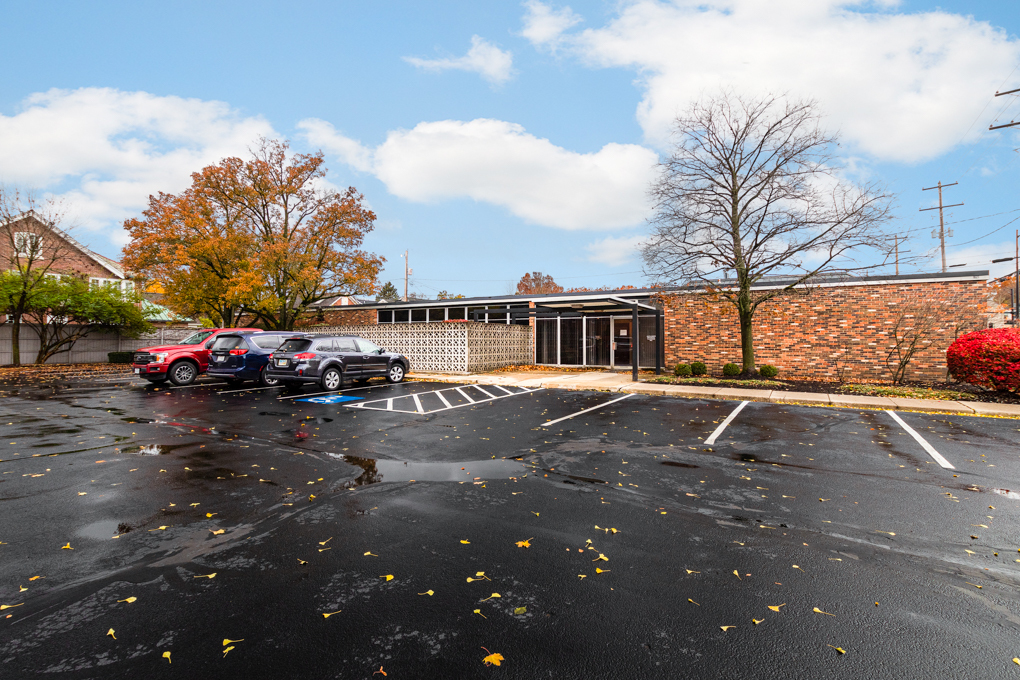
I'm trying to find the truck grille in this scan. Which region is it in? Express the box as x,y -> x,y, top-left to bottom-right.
134,353 -> 153,364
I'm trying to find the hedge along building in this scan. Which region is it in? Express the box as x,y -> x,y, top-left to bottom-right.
304,269 -> 990,382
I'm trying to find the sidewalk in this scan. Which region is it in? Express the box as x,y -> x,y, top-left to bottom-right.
407,370 -> 1020,418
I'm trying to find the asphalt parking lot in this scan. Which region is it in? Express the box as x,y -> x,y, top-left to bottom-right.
2,376 -> 1020,679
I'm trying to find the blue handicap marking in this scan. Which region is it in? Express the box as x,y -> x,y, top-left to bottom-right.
296,395 -> 364,404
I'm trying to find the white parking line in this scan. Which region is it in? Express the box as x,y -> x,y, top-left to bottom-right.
703,400 -> 749,446
412,393 -> 424,414
474,385 -> 498,399
436,390 -> 453,408
276,384 -> 380,400
885,410 -> 956,469
349,385 -> 542,415
168,381 -> 228,390
456,387 -> 477,403
539,393 -> 634,428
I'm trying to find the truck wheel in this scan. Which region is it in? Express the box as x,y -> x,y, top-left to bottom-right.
168,361 -> 198,386
320,367 -> 342,391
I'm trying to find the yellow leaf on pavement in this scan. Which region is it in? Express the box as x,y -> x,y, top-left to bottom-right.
0,603 -> 24,610
480,593 -> 501,602
107,629 -> 116,639
460,540 -> 471,544
514,607 -> 527,615
482,652 -> 504,666
319,537 -> 332,546
753,618 -> 763,625
720,626 -> 735,631
210,529 -> 225,535
297,559 -> 307,565
223,646 -> 235,657
593,553 -> 608,562
813,607 -> 836,617
193,573 -> 217,579
516,538 -> 533,548
686,570 -> 700,574
827,645 -> 846,654
688,599 -> 699,606
117,597 -> 137,603
578,574 -> 587,579
364,552 -> 378,556
473,609 -> 487,619
222,639 -> 244,646
322,610 -> 342,619
732,570 -> 741,580
381,575 -> 393,581
162,651 -> 171,663
206,513 -> 216,518
767,604 -> 786,612
531,512 -> 539,517
596,568 -> 610,574
61,543 -> 73,550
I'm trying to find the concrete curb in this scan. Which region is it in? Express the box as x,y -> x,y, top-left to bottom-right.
406,372 -> 1020,418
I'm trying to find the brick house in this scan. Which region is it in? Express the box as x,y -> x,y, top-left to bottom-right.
307,270 -> 990,382
0,212 -> 132,306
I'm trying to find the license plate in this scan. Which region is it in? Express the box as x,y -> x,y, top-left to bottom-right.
276,359 -> 289,367
134,368 -> 140,374
214,355 -> 225,362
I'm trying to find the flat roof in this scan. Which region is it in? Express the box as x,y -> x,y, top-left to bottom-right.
332,270 -> 989,311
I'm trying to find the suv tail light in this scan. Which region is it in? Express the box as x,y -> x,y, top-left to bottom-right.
293,352 -> 316,360
229,349 -> 248,355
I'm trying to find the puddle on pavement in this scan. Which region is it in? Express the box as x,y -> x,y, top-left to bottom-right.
77,520 -> 121,540
123,443 -> 190,455
992,488 -> 1020,500
326,454 -> 527,488
662,461 -> 699,468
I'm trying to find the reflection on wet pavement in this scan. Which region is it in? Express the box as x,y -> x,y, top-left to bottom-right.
328,455 -> 528,488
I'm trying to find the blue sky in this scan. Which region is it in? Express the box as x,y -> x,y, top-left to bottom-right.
1,0 -> 1019,296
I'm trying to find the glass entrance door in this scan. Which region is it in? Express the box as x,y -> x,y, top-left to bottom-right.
613,319 -> 632,367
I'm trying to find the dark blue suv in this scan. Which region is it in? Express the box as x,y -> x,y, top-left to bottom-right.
206,331 -> 307,386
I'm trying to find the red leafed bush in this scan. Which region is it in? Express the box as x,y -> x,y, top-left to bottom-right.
947,328 -> 1020,392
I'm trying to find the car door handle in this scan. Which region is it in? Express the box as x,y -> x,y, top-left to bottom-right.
362,356 -> 370,360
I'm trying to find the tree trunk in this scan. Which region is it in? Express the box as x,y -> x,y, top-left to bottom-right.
738,306 -> 756,375
10,315 -> 21,366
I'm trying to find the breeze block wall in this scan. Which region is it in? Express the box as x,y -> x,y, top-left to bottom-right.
309,322 -> 532,373
661,278 -> 988,382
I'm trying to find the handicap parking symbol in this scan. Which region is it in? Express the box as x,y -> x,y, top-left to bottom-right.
296,395 -> 364,404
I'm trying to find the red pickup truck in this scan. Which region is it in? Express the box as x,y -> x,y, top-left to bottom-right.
131,328 -> 259,386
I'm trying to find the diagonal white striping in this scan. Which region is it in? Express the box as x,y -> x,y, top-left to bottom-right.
348,386 -> 542,415
539,393 -> 634,428
474,385 -> 498,399
412,393 -> 424,414
885,410 -> 955,469
435,390 -> 453,408
703,401 -> 749,446
456,387 -> 476,403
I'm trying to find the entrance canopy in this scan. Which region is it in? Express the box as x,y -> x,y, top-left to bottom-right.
470,295 -> 662,381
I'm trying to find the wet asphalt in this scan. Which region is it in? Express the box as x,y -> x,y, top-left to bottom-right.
1,377 -> 1020,679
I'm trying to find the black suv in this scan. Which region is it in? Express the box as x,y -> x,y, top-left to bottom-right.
266,335 -> 410,390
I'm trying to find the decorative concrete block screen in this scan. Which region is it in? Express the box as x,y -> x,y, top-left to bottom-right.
311,322 -> 532,373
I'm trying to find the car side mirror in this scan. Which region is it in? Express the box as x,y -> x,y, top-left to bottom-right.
205,340 -> 214,349
377,348 -> 385,354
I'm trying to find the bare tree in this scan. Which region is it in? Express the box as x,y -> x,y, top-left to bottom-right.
885,293 -> 984,385
643,92 -> 896,376
0,188 -> 73,365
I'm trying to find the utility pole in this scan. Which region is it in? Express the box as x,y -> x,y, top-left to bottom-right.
892,236 -> 910,276
989,87 -> 1020,130
1015,229 -> 1019,325
402,250 -> 409,302
919,182 -> 963,273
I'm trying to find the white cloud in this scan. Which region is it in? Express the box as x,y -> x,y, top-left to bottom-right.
527,0 -> 1020,163
521,0 -> 582,50
942,238 -> 1018,279
0,87 -> 276,243
300,117 -> 657,230
585,234 -> 646,266
404,35 -> 515,85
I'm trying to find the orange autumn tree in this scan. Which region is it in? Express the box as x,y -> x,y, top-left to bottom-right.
123,138 -> 383,330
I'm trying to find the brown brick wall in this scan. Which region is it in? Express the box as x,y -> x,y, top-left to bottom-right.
662,280 -> 988,381
0,215 -> 120,279
295,307 -> 377,328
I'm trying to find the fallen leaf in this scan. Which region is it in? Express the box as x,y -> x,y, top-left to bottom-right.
793,565 -> 805,572
753,618 -> 764,625
206,513 -> 217,518
364,552 -> 378,556
210,529 -> 225,536
117,597 -> 137,604
223,646 -> 235,657
594,553 -> 609,562
578,574 -> 587,579
596,568 -> 610,574
686,569 -> 700,575
193,573 -> 217,579
322,610 -> 342,619
473,609 -> 487,618
819,498 -> 829,502
482,651 -> 504,666
480,593 -> 501,602
297,559 -> 307,565
0,603 -> 23,611
374,667 -> 387,676
223,638 -> 244,646
381,575 -> 394,581
767,604 -> 786,612
733,570 -> 741,580
720,626 -> 735,631
965,550 -> 976,555
29,576 -> 42,581
965,582 -> 983,589
18,586 -> 26,593
813,607 -> 836,617
61,543 -> 73,550
318,547 -> 331,552
514,606 -> 527,615
827,645 -> 846,654
162,651 -> 171,663
107,628 -> 116,639
460,539 -> 471,544
1013,658 -> 1020,666
418,590 -> 435,596
531,512 -> 539,517
515,538 -> 533,548
149,526 -> 169,532
875,531 -> 896,536
688,599 -> 700,606
78,492 -> 87,496
319,537 -> 333,546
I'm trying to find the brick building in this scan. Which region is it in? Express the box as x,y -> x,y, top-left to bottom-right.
312,270 -> 989,382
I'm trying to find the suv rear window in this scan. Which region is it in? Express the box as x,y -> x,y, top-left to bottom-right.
278,339 -> 312,353
211,336 -> 247,350
252,335 -> 284,349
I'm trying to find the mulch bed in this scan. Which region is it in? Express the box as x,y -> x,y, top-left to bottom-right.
0,363 -> 134,387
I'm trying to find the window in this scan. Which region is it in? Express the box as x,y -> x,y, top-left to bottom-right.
428,308 -> 445,322
394,309 -> 409,323
180,331 -> 215,345
252,335 -> 284,349
13,232 -> 41,257
211,336 -> 247,350
378,310 -> 393,323
356,339 -> 382,353
447,307 -> 466,320
278,339 -> 312,353
335,337 -> 358,352
314,340 -> 337,352
411,308 -> 427,322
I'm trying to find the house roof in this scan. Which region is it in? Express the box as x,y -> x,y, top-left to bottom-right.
3,211 -> 127,279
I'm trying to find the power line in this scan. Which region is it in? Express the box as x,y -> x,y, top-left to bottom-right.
947,214 -> 1020,249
